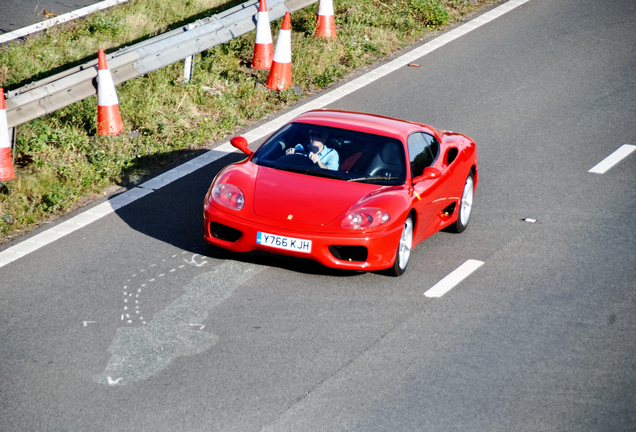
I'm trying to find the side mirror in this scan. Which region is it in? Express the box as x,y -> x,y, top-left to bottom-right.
230,136 -> 253,156
412,167 -> 441,184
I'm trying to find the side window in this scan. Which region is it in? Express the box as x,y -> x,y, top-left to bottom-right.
407,132 -> 439,178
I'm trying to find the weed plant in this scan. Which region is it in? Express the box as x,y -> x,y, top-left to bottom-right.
0,0 -> 496,241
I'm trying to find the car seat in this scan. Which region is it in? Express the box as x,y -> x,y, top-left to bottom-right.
365,142 -> 403,177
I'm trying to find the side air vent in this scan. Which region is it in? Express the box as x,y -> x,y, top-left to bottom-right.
446,147 -> 458,165
442,202 -> 456,216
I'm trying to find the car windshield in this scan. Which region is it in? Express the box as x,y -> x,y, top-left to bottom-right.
251,122 -> 406,185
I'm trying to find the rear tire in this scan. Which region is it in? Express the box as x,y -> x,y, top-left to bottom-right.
448,171 -> 474,233
386,215 -> 414,277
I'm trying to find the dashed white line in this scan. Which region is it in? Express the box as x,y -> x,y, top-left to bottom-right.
589,144 -> 636,174
424,260 -> 484,298
0,0 -> 531,269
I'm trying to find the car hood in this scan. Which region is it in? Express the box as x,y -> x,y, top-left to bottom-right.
253,167 -> 379,226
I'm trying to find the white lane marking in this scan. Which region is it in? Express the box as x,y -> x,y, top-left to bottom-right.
424,260 -> 484,298
589,144 -> 636,174
0,0 -> 530,269
0,0 -> 130,44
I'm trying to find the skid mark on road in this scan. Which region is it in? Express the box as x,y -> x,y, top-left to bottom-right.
96,260 -> 263,386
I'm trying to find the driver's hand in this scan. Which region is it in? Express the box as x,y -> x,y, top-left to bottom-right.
285,148 -> 295,155
309,152 -> 319,164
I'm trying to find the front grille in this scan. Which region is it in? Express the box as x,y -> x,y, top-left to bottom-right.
329,245 -> 368,262
209,222 -> 242,242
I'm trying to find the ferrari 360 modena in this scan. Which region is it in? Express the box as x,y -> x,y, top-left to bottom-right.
203,109 -> 478,276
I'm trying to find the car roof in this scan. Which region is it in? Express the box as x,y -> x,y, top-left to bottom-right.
291,110 -> 439,141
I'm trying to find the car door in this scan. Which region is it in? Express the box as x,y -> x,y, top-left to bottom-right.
408,132 -> 447,242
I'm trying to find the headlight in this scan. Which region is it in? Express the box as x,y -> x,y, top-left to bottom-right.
341,208 -> 391,229
211,183 -> 244,210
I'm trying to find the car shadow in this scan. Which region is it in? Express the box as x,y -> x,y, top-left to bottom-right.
210,247 -> 366,277
113,150 -> 365,278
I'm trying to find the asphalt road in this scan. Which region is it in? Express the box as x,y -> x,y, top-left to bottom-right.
0,0 -> 106,34
1,0 -> 635,430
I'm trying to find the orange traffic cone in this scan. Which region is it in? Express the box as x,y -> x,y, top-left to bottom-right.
265,12 -> 292,91
251,0 -> 274,69
314,0 -> 336,38
97,49 -> 124,136
0,88 -> 16,182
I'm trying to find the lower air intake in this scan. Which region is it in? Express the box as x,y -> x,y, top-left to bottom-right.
329,245 -> 368,262
209,222 -> 242,242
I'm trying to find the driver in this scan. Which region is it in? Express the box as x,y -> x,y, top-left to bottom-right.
285,129 -> 339,170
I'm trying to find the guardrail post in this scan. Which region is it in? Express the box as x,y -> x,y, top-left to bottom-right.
183,23 -> 196,84
9,127 -> 16,154
183,55 -> 195,84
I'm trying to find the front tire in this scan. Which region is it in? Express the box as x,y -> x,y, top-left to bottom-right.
448,171 -> 474,233
387,215 -> 414,277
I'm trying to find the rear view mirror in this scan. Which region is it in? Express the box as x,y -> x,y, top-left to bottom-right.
230,136 -> 253,156
412,167 -> 441,184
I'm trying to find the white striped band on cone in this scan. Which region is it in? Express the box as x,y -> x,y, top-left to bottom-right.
97,49 -> 124,136
315,0 -> 336,38
252,8 -> 274,69
0,88 -> 16,181
265,12 -> 292,91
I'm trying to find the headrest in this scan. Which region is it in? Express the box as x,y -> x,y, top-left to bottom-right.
380,142 -> 401,164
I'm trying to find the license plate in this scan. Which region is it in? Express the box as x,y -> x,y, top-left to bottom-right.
256,232 -> 312,253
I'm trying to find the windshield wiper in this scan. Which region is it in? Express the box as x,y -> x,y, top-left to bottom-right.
348,175 -> 399,182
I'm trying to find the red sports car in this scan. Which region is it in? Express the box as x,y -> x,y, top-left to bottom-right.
203,110 -> 477,276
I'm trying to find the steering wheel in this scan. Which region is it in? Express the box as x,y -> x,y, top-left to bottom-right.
277,153 -> 316,168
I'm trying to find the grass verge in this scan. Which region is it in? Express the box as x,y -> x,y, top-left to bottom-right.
0,0 -> 499,243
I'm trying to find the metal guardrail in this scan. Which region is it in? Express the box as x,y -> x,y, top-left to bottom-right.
4,0 -> 317,129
